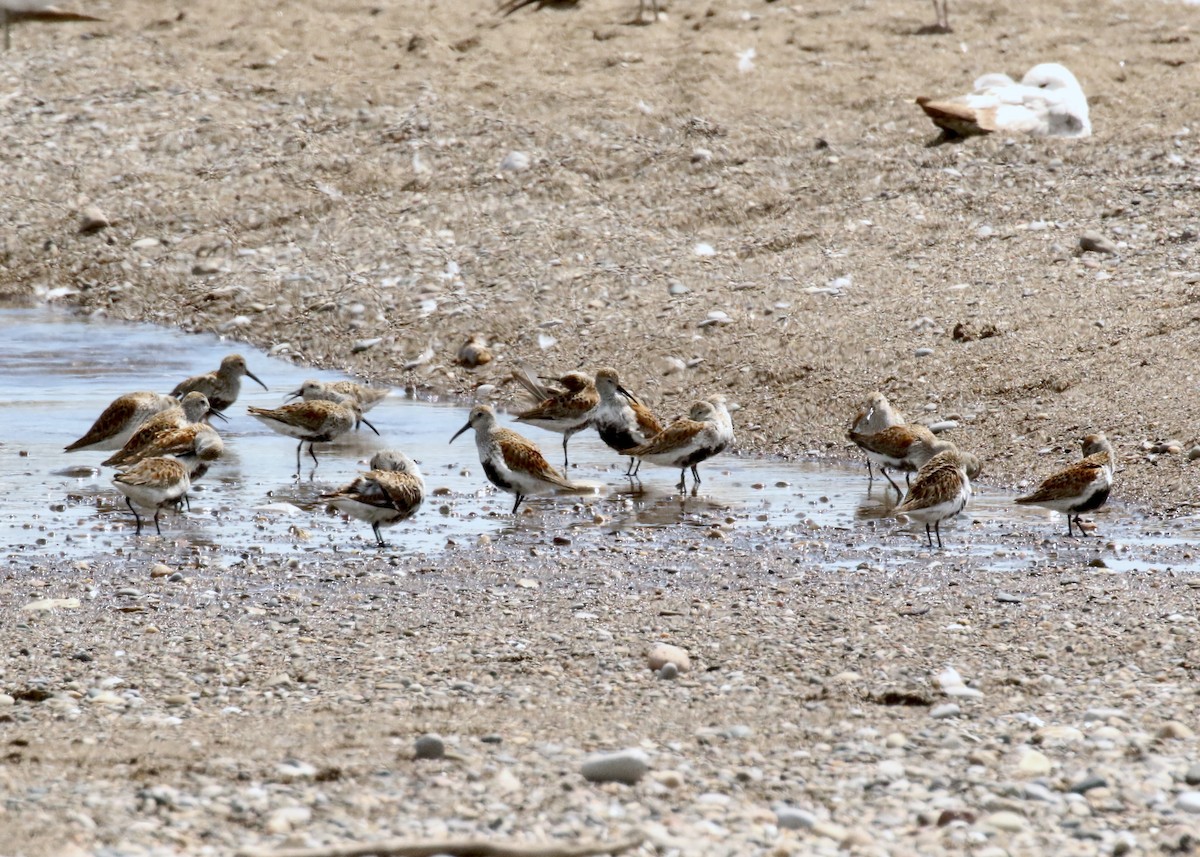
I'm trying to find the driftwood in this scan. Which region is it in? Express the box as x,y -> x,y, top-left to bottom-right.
235,831 -> 646,857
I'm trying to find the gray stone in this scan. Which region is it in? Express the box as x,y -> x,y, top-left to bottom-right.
1079,231 -> 1118,255
581,749 -> 649,785
1177,792 -> 1200,814
414,734 -> 445,760
1069,775 -> 1107,794
775,807 -> 817,830
1184,763 -> 1200,786
930,703 -> 961,719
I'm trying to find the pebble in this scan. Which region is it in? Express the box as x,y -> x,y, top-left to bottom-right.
22,598 -> 81,612
1018,750 -> 1052,776
1185,763 -> 1200,786
1177,792 -> 1200,814
149,563 -> 173,579
0,694 -> 13,706
1187,446 -> 1200,462
647,642 -> 691,674
500,151 -> 530,171
265,806 -> 312,834
658,662 -> 679,680
937,667 -> 983,699
983,810 -> 1027,832
581,749 -> 650,785
914,347 -> 935,358
1157,721 -> 1195,740
414,734 -> 445,760
78,206 -> 110,234
930,703 -> 961,719
1079,231 -> 1118,255
1069,775 -> 1107,794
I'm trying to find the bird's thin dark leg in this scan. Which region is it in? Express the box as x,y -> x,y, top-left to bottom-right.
934,521 -> 943,549
126,497 -> 143,535
882,468 -> 902,495
1066,514 -> 1075,538
512,494 -> 524,514
562,436 -> 571,470
153,508 -> 163,536
866,460 -> 874,483
676,469 -> 686,492
373,522 -> 385,547
690,465 -> 702,497
295,441 -> 303,475
308,443 -> 320,468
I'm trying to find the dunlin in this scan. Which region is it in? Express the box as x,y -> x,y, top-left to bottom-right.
451,404 -> 580,514
590,368 -> 663,476
248,400 -> 377,475
171,354 -> 267,411
2,1 -> 101,51
1015,433 -> 1114,537
848,391 -> 905,483
322,450 -> 425,547
288,379 -> 390,413
112,456 -> 190,536
105,422 -> 224,477
703,394 -> 736,456
625,401 -> 725,495
65,391 -> 178,453
917,63 -> 1091,142
101,391 -> 221,468
893,448 -> 974,549
847,423 -> 954,494
513,369 -> 599,469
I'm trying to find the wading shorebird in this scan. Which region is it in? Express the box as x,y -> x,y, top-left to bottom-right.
848,391 -> 905,483
112,456 -> 190,536
916,62 -> 1091,143
65,391 -> 178,453
893,448 -> 976,549
102,392 -> 223,468
590,368 -> 663,477
451,404 -> 581,514
625,401 -> 726,495
322,449 -> 425,547
1015,433 -> 1114,537
288,379 -> 391,413
2,1 -> 102,51
248,400 -> 377,476
512,367 -> 599,469
847,423 -> 954,495
171,354 -> 267,412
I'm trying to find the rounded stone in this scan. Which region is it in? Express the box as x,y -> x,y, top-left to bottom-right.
414,734 -> 445,760
581,749 -> 649,785
647,643 -> 690,674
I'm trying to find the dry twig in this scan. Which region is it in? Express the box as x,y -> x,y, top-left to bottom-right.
235,831 -> 646,857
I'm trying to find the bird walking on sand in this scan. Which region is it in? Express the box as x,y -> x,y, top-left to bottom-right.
916,62 -> 1091,143
112,456 -> 190,536
848,392 -> 905,483
451,404 -> 581,514
2,0 -> 102,51
248,400 -> 377,476
1015,433 -> 1114,537
322,450 -> 425,547
65,391 -> 178,453
102,392 -> 223,468
172,354 -> 267,412
893,448 -> 975,549
590,368 -> 663,477
847,423 -> 954,494
625,401 -> 726,495
512,367 -> 599,469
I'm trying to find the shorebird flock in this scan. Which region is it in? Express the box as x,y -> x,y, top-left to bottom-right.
848,391 -> 1115,549
63,358 -> 734,544
63,356 -> 1115,551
